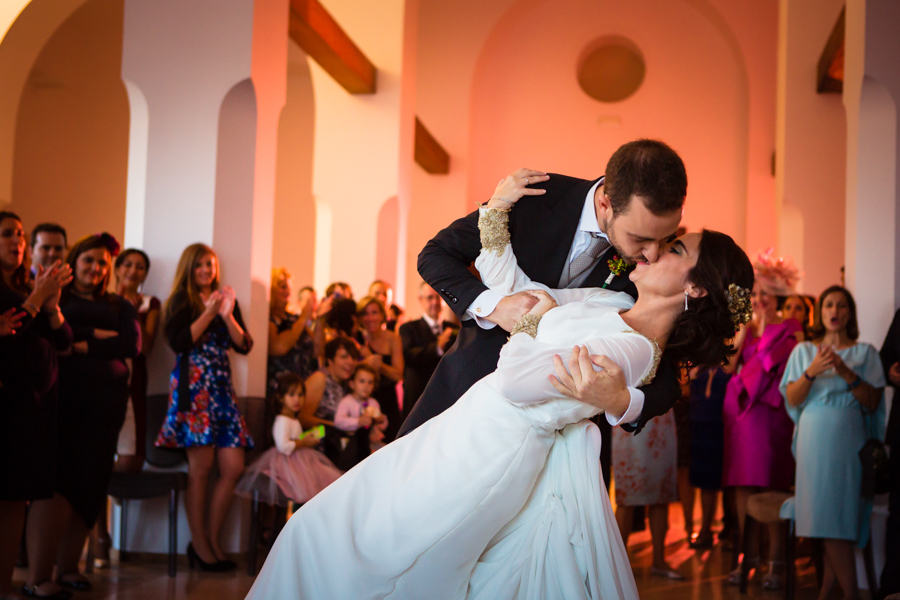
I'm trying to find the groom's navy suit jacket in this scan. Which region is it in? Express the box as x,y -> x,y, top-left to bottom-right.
397,174 -> 681,439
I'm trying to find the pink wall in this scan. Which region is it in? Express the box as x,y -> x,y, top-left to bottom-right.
469,0 -> 748,243
10,0 -> 128,247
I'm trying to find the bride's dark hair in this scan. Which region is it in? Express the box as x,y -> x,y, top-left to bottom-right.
665,230 -> 754,369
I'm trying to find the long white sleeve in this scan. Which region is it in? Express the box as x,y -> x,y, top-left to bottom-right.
474,207 -> 557,298
495,329 -> 656,407
272,416 -> 299,455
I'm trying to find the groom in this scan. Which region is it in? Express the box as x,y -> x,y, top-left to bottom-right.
398,139 -> 687,483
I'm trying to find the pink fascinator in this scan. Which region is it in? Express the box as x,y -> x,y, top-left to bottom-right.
753,248 -> 801,296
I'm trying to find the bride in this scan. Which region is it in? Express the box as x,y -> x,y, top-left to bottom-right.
246,182 -> 754,600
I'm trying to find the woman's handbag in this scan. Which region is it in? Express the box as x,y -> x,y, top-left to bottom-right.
859,407 -> 890,498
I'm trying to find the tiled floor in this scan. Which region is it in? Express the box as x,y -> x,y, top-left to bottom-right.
11,514 -> 828,600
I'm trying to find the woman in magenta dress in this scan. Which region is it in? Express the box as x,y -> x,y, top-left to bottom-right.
722,252 -> 801,589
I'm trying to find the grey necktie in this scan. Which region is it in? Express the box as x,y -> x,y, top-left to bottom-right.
559,233 -> 610,288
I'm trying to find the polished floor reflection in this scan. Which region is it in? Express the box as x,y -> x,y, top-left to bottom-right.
11,504 -> 831,599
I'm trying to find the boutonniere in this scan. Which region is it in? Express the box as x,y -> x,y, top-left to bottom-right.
603,255 -> 628,289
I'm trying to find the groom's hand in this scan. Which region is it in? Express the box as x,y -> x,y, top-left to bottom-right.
549,347 -> 630,420
486,292 -> 538,332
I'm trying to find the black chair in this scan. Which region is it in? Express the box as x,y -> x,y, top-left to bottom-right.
738,492 -> 879,599
88,394 -> 186,577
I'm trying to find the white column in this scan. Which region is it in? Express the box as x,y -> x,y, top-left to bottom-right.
844,0 -> 900,343
121,0 -> 287,397
120,0 -> 288,554
309,0 -> 416,298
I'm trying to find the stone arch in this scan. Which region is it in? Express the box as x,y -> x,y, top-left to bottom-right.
376,195 -> 400,293
8,0 -> 128,245
0,0 -> 93,207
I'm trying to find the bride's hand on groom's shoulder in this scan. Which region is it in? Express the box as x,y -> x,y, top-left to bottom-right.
487,168 -> 550,209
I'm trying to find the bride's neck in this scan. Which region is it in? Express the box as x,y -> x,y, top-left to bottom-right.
619,295 -> 681,348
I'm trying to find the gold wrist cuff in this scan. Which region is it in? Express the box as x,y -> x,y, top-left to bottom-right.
478,208 -> 510,256
510,313 -> 542,339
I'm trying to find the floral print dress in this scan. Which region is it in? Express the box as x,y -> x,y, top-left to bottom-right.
156,300 -> 254,448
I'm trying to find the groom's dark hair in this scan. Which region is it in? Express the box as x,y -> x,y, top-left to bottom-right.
604,139 -> 687,217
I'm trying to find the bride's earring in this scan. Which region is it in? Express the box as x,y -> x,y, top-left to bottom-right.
684,291 -> 689,311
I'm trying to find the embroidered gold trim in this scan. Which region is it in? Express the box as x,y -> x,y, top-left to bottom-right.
510,313 -> 542,339
478,208 -> 510,257
624,329 -> 662,386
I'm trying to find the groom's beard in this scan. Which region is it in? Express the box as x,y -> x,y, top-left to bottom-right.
603,228 -> 640,264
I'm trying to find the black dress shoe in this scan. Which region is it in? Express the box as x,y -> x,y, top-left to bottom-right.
56,573 -> 92,592
215,558 -> 237,572
21,583 -> 73,599
187,542 -> 234,572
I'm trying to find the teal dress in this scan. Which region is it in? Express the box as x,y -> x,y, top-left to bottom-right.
779,342 -> 886,546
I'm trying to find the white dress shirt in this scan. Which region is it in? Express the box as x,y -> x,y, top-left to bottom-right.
465,178 -> 644,427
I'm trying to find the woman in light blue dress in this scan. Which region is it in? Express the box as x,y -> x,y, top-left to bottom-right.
780,286 -> 885,600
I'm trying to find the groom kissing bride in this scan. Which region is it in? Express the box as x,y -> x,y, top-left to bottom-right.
246,139 -> 755,599
401,139 -> 687,482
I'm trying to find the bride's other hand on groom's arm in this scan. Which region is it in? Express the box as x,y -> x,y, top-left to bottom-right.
548,346 -> 630,419
486,292 -> 538,332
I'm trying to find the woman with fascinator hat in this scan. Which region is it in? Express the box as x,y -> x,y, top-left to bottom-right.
720,249 -> 803,590
23,233 -> 142,598
247,178 -> 754,600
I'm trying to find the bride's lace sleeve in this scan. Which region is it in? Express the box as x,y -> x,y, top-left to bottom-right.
494,331 -> 658,406
474,207 -> 557,300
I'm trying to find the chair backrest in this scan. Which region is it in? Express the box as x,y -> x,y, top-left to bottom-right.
145,394 -> 186,469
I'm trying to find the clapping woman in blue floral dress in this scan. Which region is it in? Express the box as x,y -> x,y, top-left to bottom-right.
156,243 -> 254,571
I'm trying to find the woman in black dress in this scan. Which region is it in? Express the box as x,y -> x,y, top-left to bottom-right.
93,248 -> 161,568
0,212 -> 72,600
356,297 -> 403,442
26,234 -> 140,595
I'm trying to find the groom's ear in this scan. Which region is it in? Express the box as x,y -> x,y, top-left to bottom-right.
595,191 -> 614,223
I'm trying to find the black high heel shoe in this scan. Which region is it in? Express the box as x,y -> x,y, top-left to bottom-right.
187,542 -> 235,572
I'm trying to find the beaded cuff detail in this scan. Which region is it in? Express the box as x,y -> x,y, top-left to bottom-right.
478,208 -> 511,257
624,329 -> 663,386
510,314 -> 542,339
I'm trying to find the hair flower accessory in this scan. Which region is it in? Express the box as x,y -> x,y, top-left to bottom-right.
95,232 -> 121,258
602,255 -> 628,289
726,283 -> 752,331
753,248 -> 801,296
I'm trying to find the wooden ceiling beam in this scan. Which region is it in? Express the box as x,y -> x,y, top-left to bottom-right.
288,0 -> 376,94
414,117 -> 450,175
817,6 -> 845,94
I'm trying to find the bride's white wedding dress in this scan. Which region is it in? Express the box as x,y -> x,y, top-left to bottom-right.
246,211 -> 657,600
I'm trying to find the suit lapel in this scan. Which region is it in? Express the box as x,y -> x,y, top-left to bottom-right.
532,177 -> 599,285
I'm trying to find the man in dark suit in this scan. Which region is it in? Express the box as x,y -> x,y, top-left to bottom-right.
398,139 -> 687,485
399,283 -> 456,423
879,309 -> 900,598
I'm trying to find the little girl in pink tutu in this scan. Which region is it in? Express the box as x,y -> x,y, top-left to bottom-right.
236,373 -> 342,506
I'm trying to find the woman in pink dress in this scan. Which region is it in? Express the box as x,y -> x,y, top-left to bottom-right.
722,252 -> 801,589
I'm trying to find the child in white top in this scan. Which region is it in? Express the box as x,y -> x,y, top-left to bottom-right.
236,373 -> 342,505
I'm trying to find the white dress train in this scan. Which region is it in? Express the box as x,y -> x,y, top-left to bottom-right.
245,213 -> 653,599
